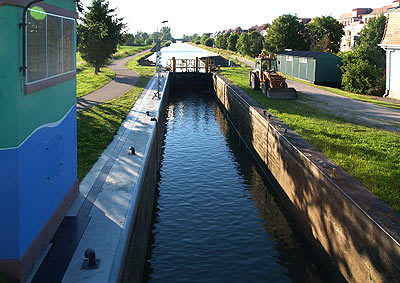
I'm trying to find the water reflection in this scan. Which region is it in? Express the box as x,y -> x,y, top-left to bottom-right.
142,91 -> 329,282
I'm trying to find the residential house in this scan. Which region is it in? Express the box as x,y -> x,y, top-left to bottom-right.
299,18 -> 312,25
234,26 -> 243,34
380,6 -> 400,99
256,23 -> 269,36
339,1 -> 400,51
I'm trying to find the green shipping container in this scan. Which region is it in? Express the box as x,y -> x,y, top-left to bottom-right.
277,50 -> 341,86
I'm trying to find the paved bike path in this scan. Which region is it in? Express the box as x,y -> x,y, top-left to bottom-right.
77,49 -> 150,111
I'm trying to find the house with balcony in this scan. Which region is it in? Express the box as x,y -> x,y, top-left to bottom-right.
339,1 -> 400,51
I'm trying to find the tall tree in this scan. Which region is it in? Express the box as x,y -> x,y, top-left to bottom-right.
227,33 -> 239,51
264,14 -> 308,53
236,32 -> 252,56
307,16 -> 344,53
160,26 -> 172,41
204,37 -> 214,47
191,33 -> 201,44
215,34 -> 224,48
200,33 -> 210,45
358,14 -> 387,47
133,31 -> 149,45
123,33 -> 134,46
78,0 -> 125,74
249,31 -> 264,57
221,31 -> 231,49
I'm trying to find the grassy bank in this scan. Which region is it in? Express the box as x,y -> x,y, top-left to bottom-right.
107,45 -> 151,62
221,66 -> 400,212
76,64 -> 115,98
76,45 -> 152,98
193,44 -> 400,110
286,75 -> 400,111
77,52 -> 155,180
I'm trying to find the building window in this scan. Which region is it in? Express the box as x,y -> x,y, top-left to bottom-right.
26,10 -> 75,84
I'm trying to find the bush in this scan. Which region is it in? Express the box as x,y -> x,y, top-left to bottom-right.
339,45 -> 385,96
204,37 -> 214,47
341,60 -> 382,95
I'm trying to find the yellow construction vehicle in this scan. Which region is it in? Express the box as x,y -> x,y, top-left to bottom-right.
249,51 -> 297,99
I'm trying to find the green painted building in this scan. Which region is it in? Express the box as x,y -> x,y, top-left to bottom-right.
0,1 -> 78,281
277,50 -> 342,86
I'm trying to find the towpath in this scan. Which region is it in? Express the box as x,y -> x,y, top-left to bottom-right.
226,53 -> 400,132
77,49 -> 150,111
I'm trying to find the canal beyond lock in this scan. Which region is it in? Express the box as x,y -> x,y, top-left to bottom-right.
141,89 -> 330,282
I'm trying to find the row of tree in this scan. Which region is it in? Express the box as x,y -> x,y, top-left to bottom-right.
185,15 -> 344,56
185,13 -> 387,96
77,0 -> 172,74
77,1 -> 387,96
123,27 -> 173,46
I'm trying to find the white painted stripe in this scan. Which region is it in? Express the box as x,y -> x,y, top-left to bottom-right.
0,104 -> 76,151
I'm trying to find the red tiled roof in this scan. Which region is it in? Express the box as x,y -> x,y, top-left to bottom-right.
339,12 -> 352,20
381,9 -> 400,45
256,23 -> 269,33
370,5 -> 391,15
340,5 -> 391,20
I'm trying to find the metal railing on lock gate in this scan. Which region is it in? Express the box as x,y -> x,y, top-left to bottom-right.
165,57 -> 220,73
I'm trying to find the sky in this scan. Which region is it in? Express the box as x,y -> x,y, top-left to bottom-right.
79,0 -> 394,38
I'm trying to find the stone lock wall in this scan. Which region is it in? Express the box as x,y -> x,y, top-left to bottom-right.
213,73 -> 400,282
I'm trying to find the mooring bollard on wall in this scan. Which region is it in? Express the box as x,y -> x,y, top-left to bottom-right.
0,1 -> 79,281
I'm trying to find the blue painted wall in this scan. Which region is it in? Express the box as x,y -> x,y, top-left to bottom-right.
0,105 -> 77,259
0,149 -> 19,259
18,106 -> 77,256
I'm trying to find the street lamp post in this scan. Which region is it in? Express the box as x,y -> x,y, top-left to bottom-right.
155,20 -> 168,99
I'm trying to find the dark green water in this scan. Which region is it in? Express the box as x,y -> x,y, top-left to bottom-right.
143,91 -> 330,282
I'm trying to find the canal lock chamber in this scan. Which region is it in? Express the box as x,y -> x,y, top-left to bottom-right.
120,72 -> 400,283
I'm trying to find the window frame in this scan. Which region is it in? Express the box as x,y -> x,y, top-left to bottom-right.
25,8 -> 76,94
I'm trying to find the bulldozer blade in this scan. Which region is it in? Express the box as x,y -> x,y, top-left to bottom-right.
267,88 -> 298,99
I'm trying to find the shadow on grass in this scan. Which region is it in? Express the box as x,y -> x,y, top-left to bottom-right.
76,74 -> 154,181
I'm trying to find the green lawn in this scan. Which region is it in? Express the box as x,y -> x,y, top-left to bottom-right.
106,45 -> 151,62
76,45 -> 152,98
195,44 -> 400,110
221,66 -> 400,212
76,64 -> 115,98
77,52 -> 155,180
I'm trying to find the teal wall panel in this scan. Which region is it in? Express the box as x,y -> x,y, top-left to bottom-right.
0,6 -> 21,148
0,3 -> 77,148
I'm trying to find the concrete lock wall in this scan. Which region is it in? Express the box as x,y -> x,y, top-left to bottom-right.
212,73 -> 400,282
118,75 -> 170,283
